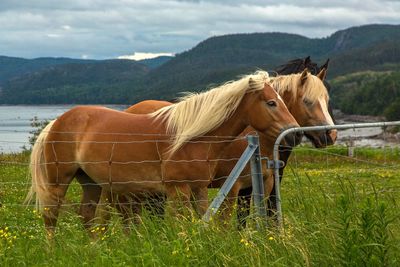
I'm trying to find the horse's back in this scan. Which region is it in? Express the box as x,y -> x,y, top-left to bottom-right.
125,100 -> 171,114
53,105 -> 162,136
42,106 -> 167,192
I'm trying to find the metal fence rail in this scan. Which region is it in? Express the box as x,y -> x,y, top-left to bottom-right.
273,121 -> 400,229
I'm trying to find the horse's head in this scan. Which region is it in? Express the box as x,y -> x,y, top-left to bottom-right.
278,68 -> 337,148
244,81 -> 301,147
277,56 -> 336,123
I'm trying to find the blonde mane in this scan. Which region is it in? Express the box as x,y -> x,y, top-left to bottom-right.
270,72 -> 328,103
150,71 -> 270,153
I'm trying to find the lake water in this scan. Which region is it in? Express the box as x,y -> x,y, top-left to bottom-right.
0,105 -> 398,153
0,105 -> 127,153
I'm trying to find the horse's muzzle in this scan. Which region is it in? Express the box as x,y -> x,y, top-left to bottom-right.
306,129 -> 337,148
283,131 -> 303,148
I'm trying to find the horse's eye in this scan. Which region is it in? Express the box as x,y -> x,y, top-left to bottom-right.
303,98 -> 313,106
266,100 -> 277,107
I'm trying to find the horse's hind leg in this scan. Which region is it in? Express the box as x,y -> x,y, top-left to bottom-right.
75,171 -> 102,231
146,193 -> 166,218
41,168 -> 76,236
42,184 -> 71,236
96,190 -> 113,227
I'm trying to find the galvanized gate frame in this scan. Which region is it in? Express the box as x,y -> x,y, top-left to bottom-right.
273,121 -> 400,229
202,135 -> 267,223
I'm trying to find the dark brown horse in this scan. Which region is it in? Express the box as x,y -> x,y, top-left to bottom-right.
26,71 -> 299,234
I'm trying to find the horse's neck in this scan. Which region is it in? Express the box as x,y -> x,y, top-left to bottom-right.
206,109 -> 249,157
259,133 -> 274,158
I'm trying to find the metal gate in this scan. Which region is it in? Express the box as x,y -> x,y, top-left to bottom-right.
273,121 -> 400,229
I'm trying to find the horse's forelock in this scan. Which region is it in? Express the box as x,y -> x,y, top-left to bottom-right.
302,73 -> 329,102
270,72 -> 328,104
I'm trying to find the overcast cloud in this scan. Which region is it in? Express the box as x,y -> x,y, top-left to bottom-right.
0,0 -> 399,59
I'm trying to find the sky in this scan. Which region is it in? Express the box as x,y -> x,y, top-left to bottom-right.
0,0 -> 399,60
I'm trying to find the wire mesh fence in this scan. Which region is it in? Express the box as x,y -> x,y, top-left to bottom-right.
0,122 -> 400,233
0,129 -> 266,231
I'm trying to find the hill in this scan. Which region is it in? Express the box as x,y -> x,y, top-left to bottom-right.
0,24 -> 399,109
1,60 -> 149,104
0,56 -> 93,86
0,55 -> 172,86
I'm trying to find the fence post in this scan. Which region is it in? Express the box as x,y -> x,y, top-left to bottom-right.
248,135 -> 267,223
347,139 -> 355,157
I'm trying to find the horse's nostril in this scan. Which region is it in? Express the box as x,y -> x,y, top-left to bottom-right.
329,129 -> 338,143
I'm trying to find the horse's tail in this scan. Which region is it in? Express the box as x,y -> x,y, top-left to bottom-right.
25,119 -> 56,211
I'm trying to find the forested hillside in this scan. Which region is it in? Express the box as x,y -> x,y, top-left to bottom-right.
138,56 -> 173,69
0,56 -> 92,85
1,60 -> 149,104
331,71 -> 400,120
138,24 -> 400,101
0,24 -> 399,117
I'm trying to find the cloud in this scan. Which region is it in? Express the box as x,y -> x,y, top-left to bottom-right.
118,52 -> 174,61
0,0 -> 399,59
62,25 -> 71,30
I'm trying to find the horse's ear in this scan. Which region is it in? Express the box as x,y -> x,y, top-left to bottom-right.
317,67 -> 327,81
304,56 -> 311,66
321,58 -> 330,70
300,68 -> 308,85
248,77 -> 257,90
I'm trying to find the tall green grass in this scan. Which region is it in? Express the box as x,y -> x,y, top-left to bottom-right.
0,148 -> 399,266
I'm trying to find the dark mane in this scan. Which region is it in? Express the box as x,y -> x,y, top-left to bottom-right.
275,56 -> 328,75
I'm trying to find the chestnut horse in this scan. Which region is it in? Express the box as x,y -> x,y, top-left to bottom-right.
96,66 -> 336,226
242,56 -> 335,223
26,71 -> 299,234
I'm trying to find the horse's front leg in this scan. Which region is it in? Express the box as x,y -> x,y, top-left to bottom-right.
191,187 -> 209,216
165,184 -> 192,217
75,173 -> 102,232
114,194 -> 142,235
264,169 -> 278,221
236,187 -> 252,228
217,184 -> 241,223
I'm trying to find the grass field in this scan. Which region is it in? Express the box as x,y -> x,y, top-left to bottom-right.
0,146 -> 399,266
